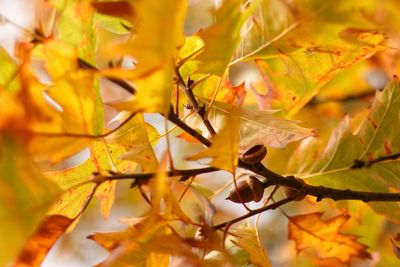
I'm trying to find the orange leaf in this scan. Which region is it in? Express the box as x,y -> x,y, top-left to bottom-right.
13,215 -> 73,267
288,212 -> 370,264
177,131 -> 201,143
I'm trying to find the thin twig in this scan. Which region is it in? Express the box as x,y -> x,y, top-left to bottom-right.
174,67 -> 216,136
352,152 -> 400,169
213,196 -> 295,230
102,166 -> 219,185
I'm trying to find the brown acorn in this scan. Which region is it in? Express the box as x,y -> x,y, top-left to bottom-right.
226,176 -> 265,203
240,145 -> 267,164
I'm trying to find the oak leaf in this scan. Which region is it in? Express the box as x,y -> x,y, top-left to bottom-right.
288,212 -> 370,264
187,108 -> 241,173
0,135 -> 60,267
291,78 -> 400,222
186,99 -> 314,152
47,139 -> 135,221
231,227 -> 272,267
13,215 -> 73,267
194,0 -> 258,76
109,0 -> 187,114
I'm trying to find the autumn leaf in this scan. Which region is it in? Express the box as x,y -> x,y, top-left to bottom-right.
13,215 -> 73,267
92,1 -> 135,21
389,233 -> 400,259
291,78 -> 400,222
187,108 -> 241,173
0,135 -> 60,267
186,98 -> 314,152
47,139 -> 134,220
235,1 -> 385,116
106,112 -> 159,173
43,40 -> 104,136
109,0 -> 187,114
50,0 -> 97,61
288,212 -> 370,264
0,46 -> 20,91
194,0 -> 258,76
231,227 -> 272,267
5,40 -> 103,163
90,226 -> 226,267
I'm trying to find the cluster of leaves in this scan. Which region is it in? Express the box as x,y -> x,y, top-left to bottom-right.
2,0 -> 400,266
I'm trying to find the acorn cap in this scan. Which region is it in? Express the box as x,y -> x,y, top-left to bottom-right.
226,176 -> 265,203
240,145 -> 267,164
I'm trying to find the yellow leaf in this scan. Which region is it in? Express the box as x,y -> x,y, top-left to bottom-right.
288,212 -> 371,264
195,0 -> 257,76
47,139 -> 133,221
187,108 -> 240,173
232,227 -> 272,267
0,135 -> 60,266
107,112 -> 159,173
150,154 -> 168,211
110,0 -> 187,114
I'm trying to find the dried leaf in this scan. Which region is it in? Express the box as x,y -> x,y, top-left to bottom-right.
288,212 -> 370,264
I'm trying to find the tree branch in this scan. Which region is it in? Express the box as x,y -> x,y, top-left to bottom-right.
75,57 -> 400,206
166,107 -> 212,147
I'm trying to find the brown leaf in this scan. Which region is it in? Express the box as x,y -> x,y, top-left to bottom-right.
390,233 -> 400,259
288,212 -> 370,264
13,215 -> 73,267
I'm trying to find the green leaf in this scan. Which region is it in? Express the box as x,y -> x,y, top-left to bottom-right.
292,78 -> 400,222
0,46 -> 20,92
94,13 -> 131,34
0,134 -> 60,266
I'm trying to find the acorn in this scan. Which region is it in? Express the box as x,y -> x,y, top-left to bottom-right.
226,176 -> 265,203
240,145 -> 267,164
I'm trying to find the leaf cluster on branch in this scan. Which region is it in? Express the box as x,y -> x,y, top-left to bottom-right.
2,0 -> 400,266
